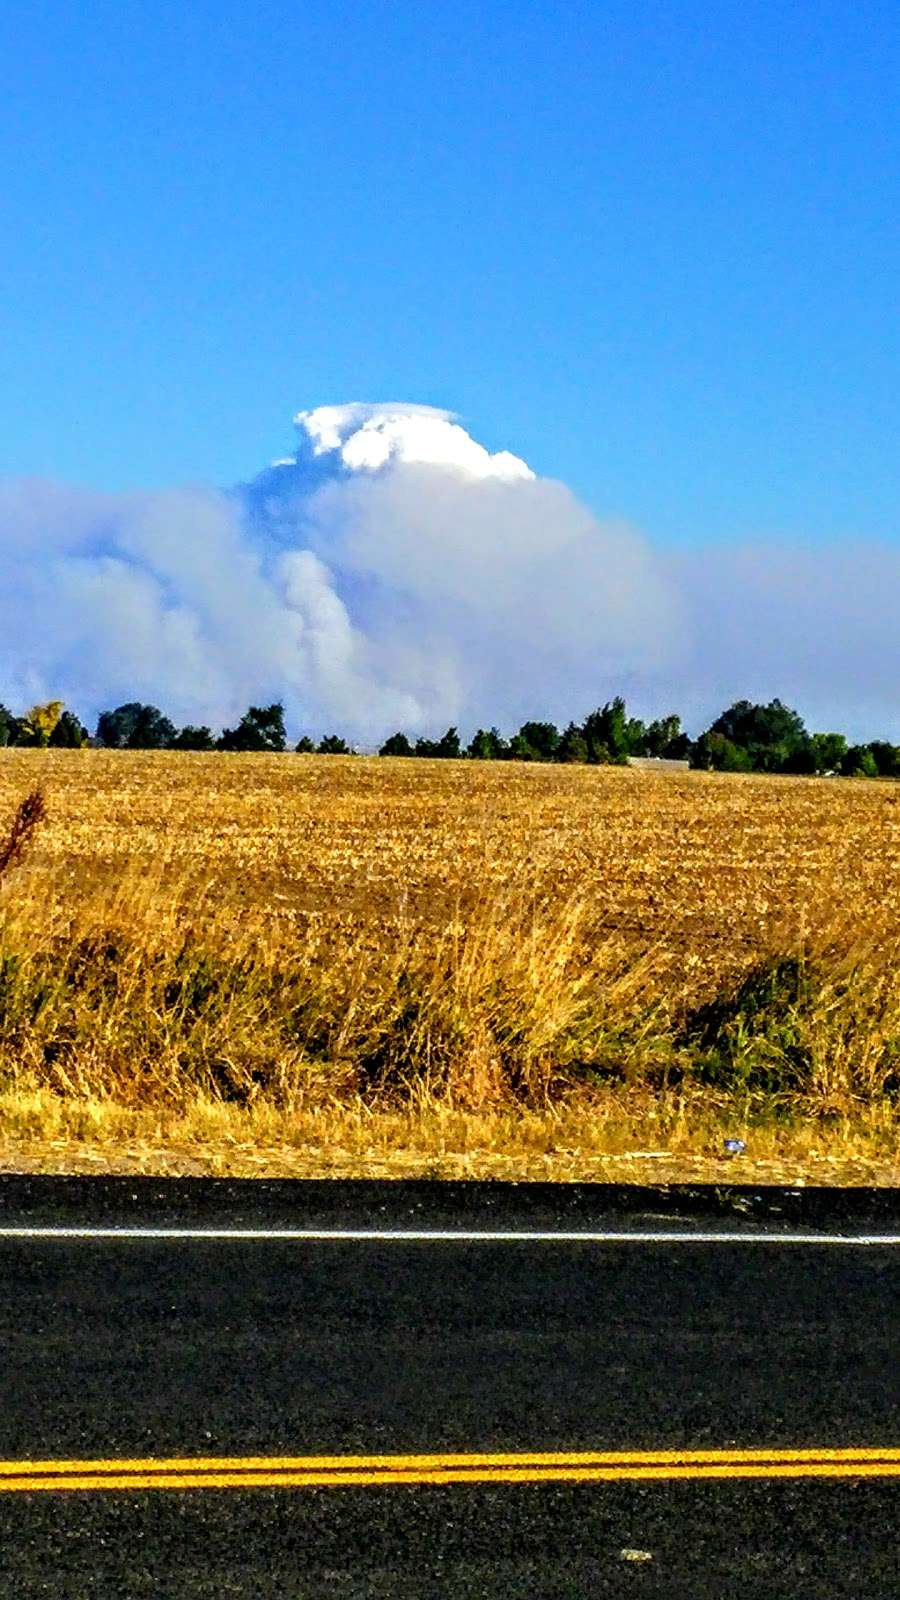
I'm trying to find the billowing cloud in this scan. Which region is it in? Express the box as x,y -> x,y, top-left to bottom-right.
292,402 -> 534,480
0,402 -> 898,742
0,405 -> 679,739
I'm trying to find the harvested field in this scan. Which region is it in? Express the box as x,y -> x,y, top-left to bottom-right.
0,749 -> 899,1181
4,748 -> 899,951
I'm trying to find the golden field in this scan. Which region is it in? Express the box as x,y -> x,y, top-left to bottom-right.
1,749 -> 899,1182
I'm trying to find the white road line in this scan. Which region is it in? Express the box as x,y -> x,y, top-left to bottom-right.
0,1226 -> 897,1245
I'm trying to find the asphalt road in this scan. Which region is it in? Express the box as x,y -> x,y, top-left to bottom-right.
0,1177 -> 898,1597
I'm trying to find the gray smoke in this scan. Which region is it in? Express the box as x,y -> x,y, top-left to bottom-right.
0,403 -> 896,741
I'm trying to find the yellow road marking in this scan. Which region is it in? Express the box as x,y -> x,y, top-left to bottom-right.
1,1448 -> 900,1492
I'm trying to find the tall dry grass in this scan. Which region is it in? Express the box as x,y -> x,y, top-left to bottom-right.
0,854 -> 674,1111
0,838 -> 898,1128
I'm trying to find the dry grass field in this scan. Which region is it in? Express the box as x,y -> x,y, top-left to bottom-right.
1,748 -> 899,1182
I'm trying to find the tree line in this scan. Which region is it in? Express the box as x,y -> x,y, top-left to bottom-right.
0,699 -> 347,754
0,694 -> 897,778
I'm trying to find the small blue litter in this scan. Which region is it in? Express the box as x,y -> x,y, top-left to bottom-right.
723,1138 -> 746,1155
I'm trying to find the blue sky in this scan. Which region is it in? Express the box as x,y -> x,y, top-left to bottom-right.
2,0 -> 898,548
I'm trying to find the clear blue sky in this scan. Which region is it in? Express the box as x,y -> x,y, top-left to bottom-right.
2,0 -> 898,546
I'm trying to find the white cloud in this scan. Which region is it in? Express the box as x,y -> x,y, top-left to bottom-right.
293,402 -> 534,480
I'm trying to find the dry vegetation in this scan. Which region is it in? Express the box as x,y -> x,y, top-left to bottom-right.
1,748 -> 899,1182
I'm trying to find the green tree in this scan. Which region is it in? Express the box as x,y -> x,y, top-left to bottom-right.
516,721 -> 560,761
556,722 -> 588,763
689,732 -> 752,772
467,727 -> 507,760
0,706 -> 20,747
781,745 -> 818,774
708,698 -> 810,772
295,735 -> 316,753
644,715 -> 688,758
811,732 -> 848,774
840,744 -> 879,778
867,741 -> 900,778
170,725 -> 216,751
96,702 -> 176,749
318,734 -> 351,754
583,698 -> 630,764
415,727 -> 461,758
506,732 -> 536,761
217,704 -> 286,752
379,732 -> 414,756
49,710 -> 89,748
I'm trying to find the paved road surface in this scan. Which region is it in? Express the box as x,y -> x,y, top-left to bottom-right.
0,1177 -> 898,1597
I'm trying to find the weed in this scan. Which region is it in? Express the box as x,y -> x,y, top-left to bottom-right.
0,790 -> 45,881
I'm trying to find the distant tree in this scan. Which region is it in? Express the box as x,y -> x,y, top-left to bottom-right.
217,703 -> 286,753
48,710 -> 89,748
467,727 -> 507,760
689,732 -> 752,772
780,745 -> 818,775
811,733 -> 849,774
130,705 -> 176,748
96,705 -> 133,747
841,744 -> 879,779
506,732 -> 536,761
583,698 -> 630,764
379,732 -> 414,757
294,735 -> 316,754
516,721 -> 560,761
663,731 -> 691,760
0,706 -> 20,748
556,722 -> 588,764
415,727 -> 461,759
318,734 -> 351,755
707,698 -> 809,772
867,741 -> 900,778
17,701 -> 65,747
97,702 -> 176,749
170,725 -> 216,751
643,715 -> 689,759
642,717 -> 671,757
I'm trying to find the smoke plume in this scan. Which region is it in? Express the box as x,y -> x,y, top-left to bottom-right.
0,403 -> 896,741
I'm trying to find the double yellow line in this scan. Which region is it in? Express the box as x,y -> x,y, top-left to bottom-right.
2,1448 -> 900,1493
